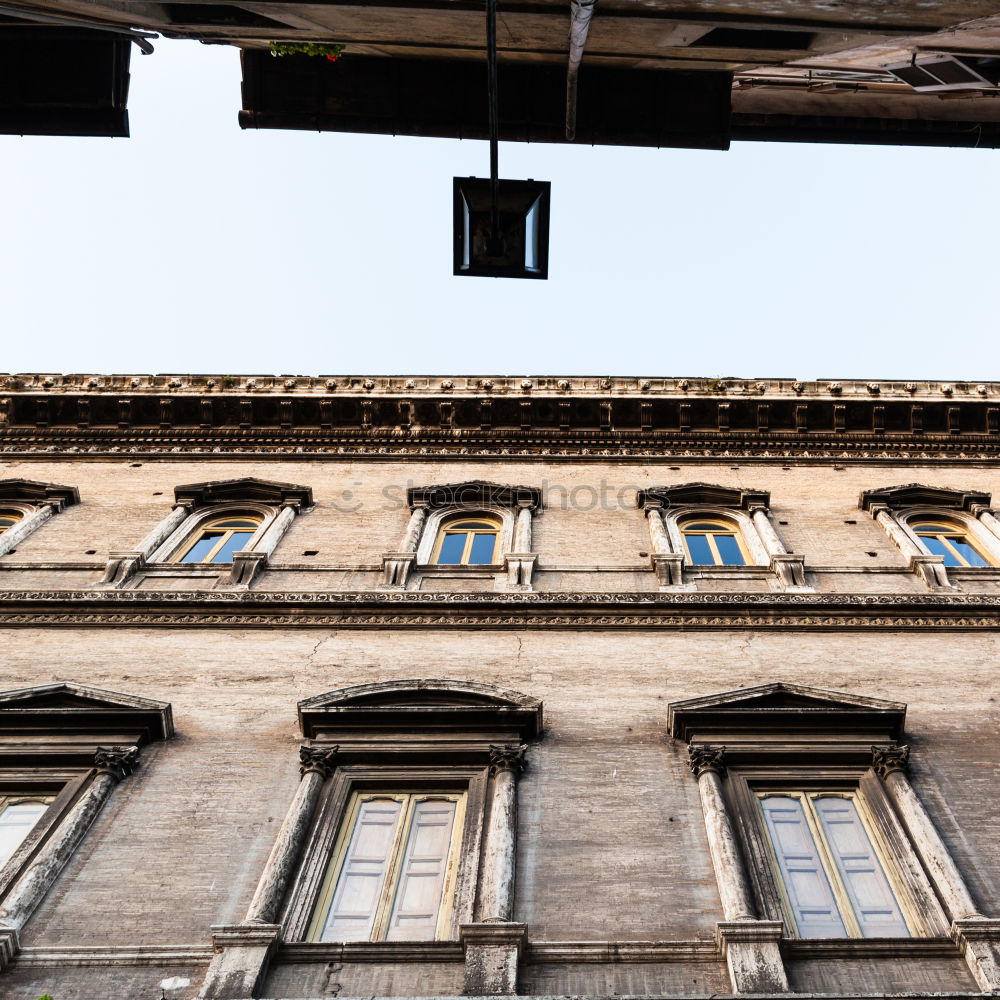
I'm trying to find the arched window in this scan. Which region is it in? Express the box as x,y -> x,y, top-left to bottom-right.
172,514 -> 264,565
0,510 -> 23,534
679,517 -> 747,566
911,521 -> 992,568
432,514 -> 501,566
0,794 -> 54,868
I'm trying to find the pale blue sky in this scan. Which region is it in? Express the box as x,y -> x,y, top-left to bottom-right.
1,37 -> 997,379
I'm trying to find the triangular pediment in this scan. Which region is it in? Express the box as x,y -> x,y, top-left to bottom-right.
637,482 -> 769,511
859,483 -> 989,513
668,682 -> 905,742
298,679 -> 542,740
174,477 -> 313,508
406,481 -> 541,510
0,478 -> 79,509
0,681 -> 173,743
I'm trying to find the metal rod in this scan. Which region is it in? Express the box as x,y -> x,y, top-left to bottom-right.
486,0 -> 500,235
566,0 -> 596,140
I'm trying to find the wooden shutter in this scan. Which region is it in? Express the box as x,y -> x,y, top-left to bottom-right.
385,798 -> 458,941
760,795 -> 847,938
319,797 -> 404,942
812,796 -> 910,938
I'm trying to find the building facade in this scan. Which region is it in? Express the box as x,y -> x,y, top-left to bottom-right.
0,374 -> 998,1000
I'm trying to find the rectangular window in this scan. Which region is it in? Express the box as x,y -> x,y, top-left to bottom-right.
758,791 -> 910,939
309,791 -> 465,943
0,793 -> 55,868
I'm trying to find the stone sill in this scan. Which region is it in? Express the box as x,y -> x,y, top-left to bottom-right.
783,936 -> 957,958
278,941 -> 464,963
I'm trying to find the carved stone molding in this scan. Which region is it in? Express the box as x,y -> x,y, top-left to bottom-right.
2,589 -> 1000,630
688,744 -> 726,777
872,743 -> 910,779
407,481 -> 541,511
298,745 -> 339,779
860,484 -> 990,513
94,744 -> 141,780
488,744 -> 527,776
637,483 -> 770,511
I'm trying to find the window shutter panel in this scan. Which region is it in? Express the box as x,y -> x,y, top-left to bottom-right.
320,798 -> 404,942
812,797 -> 910,938
385,799 -> 458,941
0,801 -> 48,868
760,796 -> 847,938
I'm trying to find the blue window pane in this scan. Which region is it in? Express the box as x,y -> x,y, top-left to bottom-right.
180,532 -> 223,563
209,531 -> 255,564
715,534 -> 745,566
685,533 -> 714,565
951,539 -> 989,567
921,535 -> 960,567
468,533 -> 497,565
437,532 -> 467,564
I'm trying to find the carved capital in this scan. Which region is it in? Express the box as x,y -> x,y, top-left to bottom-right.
94,744 -> 141,780
299,745 -> 339,779
872,743 -> 910,779
488,743 -> 527,776
688,744 -> 726,778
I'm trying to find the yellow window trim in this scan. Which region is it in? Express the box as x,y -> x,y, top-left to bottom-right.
679,517 -> 749,566
755,788 -> 919,939
912,522 -> 994,568
171,514 -> 264,564
0,510 -> 23,534
308,790 -> 466,943
431,515 -> 501,566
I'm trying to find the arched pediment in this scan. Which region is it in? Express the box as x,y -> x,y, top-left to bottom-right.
406,481 -> 541,510
637,482 -> 769,511
668,682 -> 905,745
298,678 -> 542,742
174,477 -> 313,509
859,483 -> 989,513
0,478 -> 79,510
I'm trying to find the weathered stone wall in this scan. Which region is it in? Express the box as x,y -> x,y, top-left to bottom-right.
1,458 -> 1000,593
1,452 -> 999,998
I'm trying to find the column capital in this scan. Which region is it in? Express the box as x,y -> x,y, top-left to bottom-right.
872,743 -> 909,779
94,744 -> 141,781
643,500 -> 665,512
747,503 -> 770,515
688,743 -> 726,778
299,745 -> 339,780
489,743 -> 527,776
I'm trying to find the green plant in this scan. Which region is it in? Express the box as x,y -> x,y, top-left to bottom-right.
37,994 -> 54,1000
268,41 -> 345,62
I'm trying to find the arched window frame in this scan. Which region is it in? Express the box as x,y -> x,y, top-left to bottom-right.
0,480 -> 79,559
638,484 -> 810,593
417,506 -> 513,567
896,509 -> 998,570
667,508 -> 766,568
99,478 -> 313,590
382,481 -> 542,591
153,502 -> 277,564
860,485 -> 1000,591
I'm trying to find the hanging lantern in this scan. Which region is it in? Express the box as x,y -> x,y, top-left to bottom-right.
453,177 -> 550,279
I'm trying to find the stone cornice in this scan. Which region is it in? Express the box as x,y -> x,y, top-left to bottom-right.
1,589 -> 1000,629
0,375 -> 997,461
2,374 -> 996,399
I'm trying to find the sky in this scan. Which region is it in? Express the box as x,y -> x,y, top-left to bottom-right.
2,36 -> 999,381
